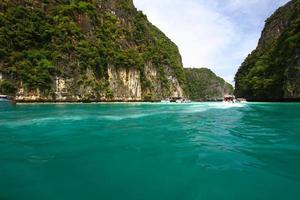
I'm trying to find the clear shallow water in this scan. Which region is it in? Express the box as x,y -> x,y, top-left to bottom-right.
0,102 -> 300,200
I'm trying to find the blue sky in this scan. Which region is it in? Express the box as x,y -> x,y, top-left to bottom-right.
133,0 -> 290,84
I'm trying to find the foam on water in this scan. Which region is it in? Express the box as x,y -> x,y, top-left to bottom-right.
97,112 -> 161,121
176,102 -> 247,114
0,116 -> 85,127
181,105 -> 209,113
207,102 -> 248,109
0,103 -> 249,127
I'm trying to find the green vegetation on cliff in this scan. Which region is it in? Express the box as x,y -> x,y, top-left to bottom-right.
235,0 -> 300,101
185,68 -> 233,101
0,0 -> 186,100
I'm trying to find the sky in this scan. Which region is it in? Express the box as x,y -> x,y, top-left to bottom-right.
133,0 -> 290,84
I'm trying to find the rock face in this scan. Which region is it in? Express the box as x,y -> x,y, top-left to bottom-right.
184,68 -> 233,101
234,0 -> 300,101
107,65 -> 142,101
0,0 -> 186,102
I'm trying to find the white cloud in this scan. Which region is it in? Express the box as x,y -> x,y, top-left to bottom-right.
133,0 -> 290,83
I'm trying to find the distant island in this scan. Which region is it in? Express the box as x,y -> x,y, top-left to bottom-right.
185,68 -> 233,101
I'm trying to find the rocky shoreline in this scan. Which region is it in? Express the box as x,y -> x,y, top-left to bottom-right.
13,100 -> 159,104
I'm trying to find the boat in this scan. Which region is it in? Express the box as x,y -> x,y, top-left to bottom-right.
237,98 -> 247,103
223,95 -> 237,103
223,95 -> 248,103
0,95 -> 8,101
183,99 -> 191,103
175,98 -> 191,103
161,98 -> 171,103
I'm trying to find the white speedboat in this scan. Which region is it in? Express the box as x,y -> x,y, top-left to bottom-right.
0,95 -> 8,101
175,98 -> 191,103
161,99 -> 171,103
183,99 -> 191,103
237,98 -> 247,103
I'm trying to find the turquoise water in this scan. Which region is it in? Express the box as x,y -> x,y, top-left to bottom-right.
0,102 -> 300,200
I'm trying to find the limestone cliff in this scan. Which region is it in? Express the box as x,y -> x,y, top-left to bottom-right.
234,0 -> 300,101
0,0 -> 186,102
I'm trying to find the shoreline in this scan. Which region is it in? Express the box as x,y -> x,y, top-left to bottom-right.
3,97 -> 300,104
14,100 -> 300,103
8,101 -> 300,105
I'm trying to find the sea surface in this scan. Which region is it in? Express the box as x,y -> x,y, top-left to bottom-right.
0,102 -> 300,200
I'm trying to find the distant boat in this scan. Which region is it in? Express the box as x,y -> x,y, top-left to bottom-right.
0,95 -> 8,101
223,95 -> 247,103
237,98 -> 247,103
175,98 -> 191,103
223,95 -> 237,103
161,99 -> 171,103
183,99 -> 191,103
